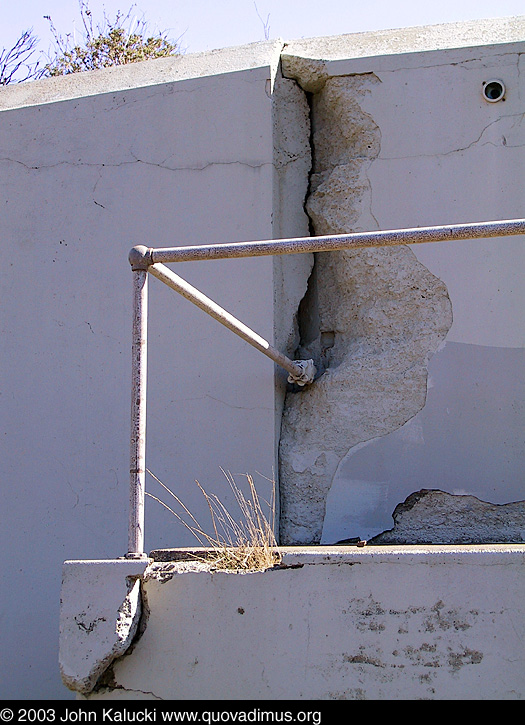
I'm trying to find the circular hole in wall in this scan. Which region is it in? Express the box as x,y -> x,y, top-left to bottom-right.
482,79 -> 506,102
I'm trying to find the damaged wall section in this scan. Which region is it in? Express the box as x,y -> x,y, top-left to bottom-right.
279,31 -> 524,544
271,69 -> 314,496
79,547 -> 525,700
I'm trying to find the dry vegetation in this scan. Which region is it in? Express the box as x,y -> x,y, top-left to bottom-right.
0,1 -> 180,85
146,469 -> 281,572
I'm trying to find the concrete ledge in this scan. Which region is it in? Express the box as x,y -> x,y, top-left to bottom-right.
150,543 -> 525,564
59,559 -> 151,694
282,17 -> 525,91
0,39 -> 284,111
76,545 -> 525,700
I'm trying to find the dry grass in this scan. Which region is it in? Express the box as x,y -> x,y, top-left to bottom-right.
145,468 -> 281,571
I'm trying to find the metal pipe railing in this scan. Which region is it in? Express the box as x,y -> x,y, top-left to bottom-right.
148,218 -> 525,264
127,268 -> 148,557
148,262 -> 315,384
126,218 -> 525,556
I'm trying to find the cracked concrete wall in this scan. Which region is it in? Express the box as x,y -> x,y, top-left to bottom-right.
0,41 -> 309,699
271,71 -> 313,496
279,70 -> 453,544
5,20 -> 525,699
79,547 -> 525,700
280,23 -> 525,544
59,559 -> 149,694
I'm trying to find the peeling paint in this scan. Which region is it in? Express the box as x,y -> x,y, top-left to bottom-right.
278,72 -> 452,544
369,490 -> 525,545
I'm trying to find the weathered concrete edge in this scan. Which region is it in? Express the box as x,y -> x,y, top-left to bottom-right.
4,16 -> 524,112
59,559 -> 152,695
149,544 -> 525,567
283,16 -> 525,63
60,546 -> 524,694
0,39 -> 285,111
281,17 -> 525,91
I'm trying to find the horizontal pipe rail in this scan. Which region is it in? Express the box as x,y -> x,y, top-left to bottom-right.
148,262 -> 315,384
126,217 -> 525,556
147,219 -> 525,264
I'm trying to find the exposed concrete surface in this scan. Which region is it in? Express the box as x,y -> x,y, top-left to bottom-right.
306,74 -> 381,234
272,72 -> 313,355
282,17 -> 525,89
79,546 -> 525,700
271,71 -> 313,500
279,71 -> 452,544
368,490 -> 525,545
323,341 -> 525,542
0,40 -> 284,110
279,245 -> 452,544
280,26 -> 524,546
59,559 -> 150,694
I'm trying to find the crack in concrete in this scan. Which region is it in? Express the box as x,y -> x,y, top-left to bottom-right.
379,112 -> 525,160
0,156 -> 273,173
279,72 -> 453,545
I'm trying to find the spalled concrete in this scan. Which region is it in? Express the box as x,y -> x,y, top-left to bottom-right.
59,559 -> 150,694
79,546 -> 525,700
279,70 -> 453,544
271,71 -> 313,496
306,74 -> 381,235
368,490 -> 525,545
279,19 -> 524,545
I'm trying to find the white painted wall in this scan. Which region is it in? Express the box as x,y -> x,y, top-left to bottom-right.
81,546 -> 525,700
282,24 -> 525,544
0,42 -> 310,699
3,18 -> 524,699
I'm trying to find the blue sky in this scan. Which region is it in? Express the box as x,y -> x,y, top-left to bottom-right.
1,0 -> 524,61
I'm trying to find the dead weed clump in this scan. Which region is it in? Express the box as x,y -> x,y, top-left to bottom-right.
145,469 -> 281,572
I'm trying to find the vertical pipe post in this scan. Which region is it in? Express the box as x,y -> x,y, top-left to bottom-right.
127,264 -> 149,557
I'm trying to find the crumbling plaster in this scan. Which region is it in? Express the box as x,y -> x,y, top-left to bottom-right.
278,69 -> 452,545
278,21 -> 525,544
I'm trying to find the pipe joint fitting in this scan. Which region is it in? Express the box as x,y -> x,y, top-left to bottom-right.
129,245 -> 154,271
288,359 -> 316,386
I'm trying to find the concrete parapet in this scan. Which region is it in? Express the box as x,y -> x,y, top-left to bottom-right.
69,546 -> 525,700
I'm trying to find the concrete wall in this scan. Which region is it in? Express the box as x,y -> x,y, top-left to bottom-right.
279,20 -> 525,545
3,16 -> 525,699
74,546 -> 525,700
0,42 -> 310,699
